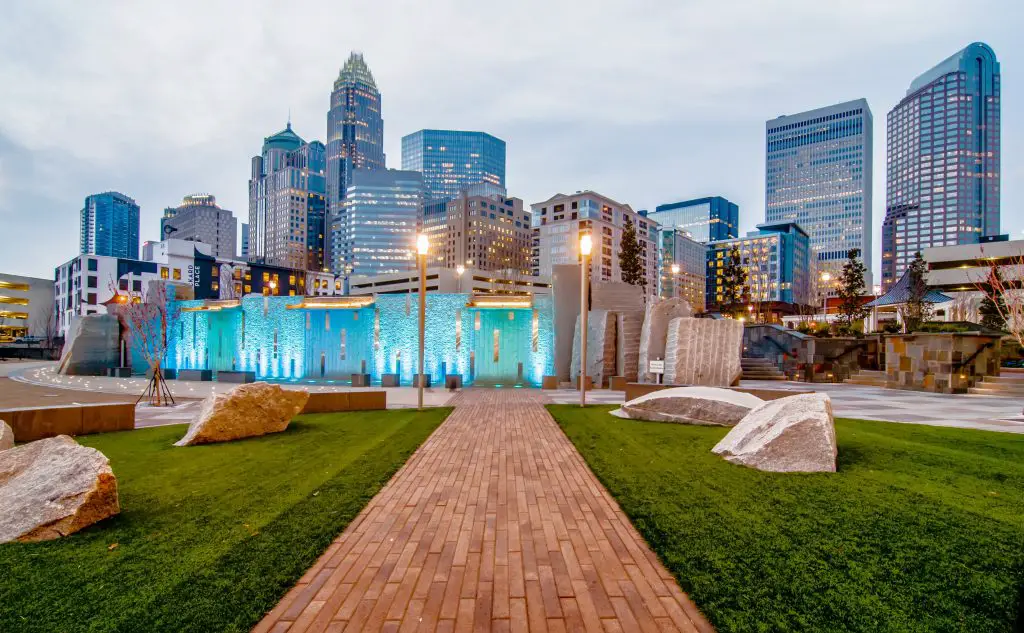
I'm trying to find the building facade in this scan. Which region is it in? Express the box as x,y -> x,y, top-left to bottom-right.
248,123 -> 327,271
401,130 -> 506,203
882,42 -> 1001,291
349,267 -> 551,297
80,192 -> 140,259
240,223 -> 250,260
531,191 -> 658,295
161,193 -> 238,259
659,229 -> 707,312
334,169 -> 424,278
647,196 -> 738,244
766,99 -> 873,290
326,52 -> 386,271
706,222 -> 811,309
0,274 -> 54,342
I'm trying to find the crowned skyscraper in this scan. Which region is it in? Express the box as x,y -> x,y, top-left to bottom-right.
326,52 -> 386,274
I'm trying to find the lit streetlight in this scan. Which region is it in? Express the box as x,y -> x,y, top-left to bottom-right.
820,271 -> 832,318
456,264 -> 465,293
670,263 -> 680,299
579,233 -> 592,407
417,234 -> 429,410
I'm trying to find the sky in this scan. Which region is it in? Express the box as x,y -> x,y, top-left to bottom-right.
0,0 -> 1021,282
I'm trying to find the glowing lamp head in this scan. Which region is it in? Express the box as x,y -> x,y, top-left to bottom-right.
456,265 -> 465,276
820,272 -> 832,283
670,263 -> 680,274
268,281 -> 277,290
417,234 -> 429,255
579,234 -> 593,257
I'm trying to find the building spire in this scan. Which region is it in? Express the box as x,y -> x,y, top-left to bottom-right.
287,107 -> 291,130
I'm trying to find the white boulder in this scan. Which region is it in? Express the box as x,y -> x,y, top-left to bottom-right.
612,387 -> 764,426
712,393 -> 837,473
175,382 -> 310,446
0,420 -> 13,451
0,435 -> 120,543
638,298 -> 692,383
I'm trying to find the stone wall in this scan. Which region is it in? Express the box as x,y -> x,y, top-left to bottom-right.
616,311 -> 644,382
663,318 -> 743,386
885,333 -> 1002,393
570,310 -> 617,387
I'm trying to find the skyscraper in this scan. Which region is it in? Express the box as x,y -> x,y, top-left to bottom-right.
647,197 -> 739,244
765,99 -> 873,290
161,193 -> 238,259
326,52 -> 386,272
401,130 -> 506,202
336,169 -> 423,277
240,223 -> 250,259
881,42 -> 1000,290
248,122 -> 327,271
80,191 -> 140,259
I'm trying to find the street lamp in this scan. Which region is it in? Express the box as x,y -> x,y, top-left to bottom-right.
670,263 -> 680,299
417,234 -> 429,410
820,271 -> 832,320
456,264 -> 465,293
579,233 -> 592,407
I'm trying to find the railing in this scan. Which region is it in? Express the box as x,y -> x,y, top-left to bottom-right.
952,340 -> 998,376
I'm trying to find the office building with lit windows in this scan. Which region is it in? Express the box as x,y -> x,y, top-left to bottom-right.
401,130 -> 506,203
659,229 -> 707,312
881,42 -> 1000,291
161,194 -> 238,259
0,273 -> 53,342
647,196 -> 738,244
80,191 -> 140,260
335,169 -> 424,278
706,222 -> 811,310
766,99 -> 873,291
531,191 -> 658,295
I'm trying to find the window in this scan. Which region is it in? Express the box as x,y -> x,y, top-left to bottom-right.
87,276 -> 97,289
160,267 -> 169,279
133,280 -> 142,292
87,259 -> 98,271
172,269 -> 181,280
87,293 -> 97,305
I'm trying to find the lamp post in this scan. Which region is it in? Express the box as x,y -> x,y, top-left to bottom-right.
456,264 -> 465,294
417,234 -> 429,410
670,263 -> 680,299
748,303 -> 754,323
579,234 -> 592,407
820,271 -> 832,321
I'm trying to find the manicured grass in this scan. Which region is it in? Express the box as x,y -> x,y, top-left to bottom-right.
548,405 -> 1024,633
0,408 -> 451,633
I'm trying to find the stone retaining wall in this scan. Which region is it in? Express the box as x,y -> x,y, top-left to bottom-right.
885,333 -> 1002,393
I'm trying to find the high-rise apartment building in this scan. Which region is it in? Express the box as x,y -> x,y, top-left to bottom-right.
659,229 -> 707,312
706,223 -> 811,309
401,130 -> 506,203
161,194 -> 238,259
647,196 -> 738,244
326,52 -> 386,272
335,169 -> 423,277
882,42 -> 1000,290
240,223 -> 250,259
248,122 -> 327,271
80,192 -> 140,259
531,191 -> 658,295
766,99 -> 873,290
422,185 -> 531,274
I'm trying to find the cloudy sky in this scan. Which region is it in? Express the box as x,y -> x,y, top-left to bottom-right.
0,0 -> 1021,280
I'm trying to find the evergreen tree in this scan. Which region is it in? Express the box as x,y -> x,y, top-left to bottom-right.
720,246 -> 748,318
979,265 -> 1007,331
837,248 -> 868,328
901,251 -> 931,333
619,219 -> 644,291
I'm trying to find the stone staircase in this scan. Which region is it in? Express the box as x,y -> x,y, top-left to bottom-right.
844,369 -> 888,387
740,356 -> 786,381
968,372 -> 1024,397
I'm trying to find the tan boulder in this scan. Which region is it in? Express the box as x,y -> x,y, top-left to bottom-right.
0,435 -> 120,543
712,393 -> 837,473
663,317 -> 743,387
638,297 -> 692,383
175,382 -> 309,446
0,420 -> 13,451
613,387 -> 764,426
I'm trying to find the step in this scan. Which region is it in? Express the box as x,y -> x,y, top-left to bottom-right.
741,370 -> 785,377
980,375 -> 1024,385
968,387 -> 1024,397
742,375 -> 787,381
845,378 -> 888,387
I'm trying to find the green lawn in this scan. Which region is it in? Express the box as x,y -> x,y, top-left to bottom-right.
0,408 -> 450,633
548,405 -> 1024,633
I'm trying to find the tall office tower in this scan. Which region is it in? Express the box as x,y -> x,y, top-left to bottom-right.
421,184 -> 532,274
531,191 -> 659,295
766,99 -> 873,291
240,223 -> 250,259
647,196 -> 738,244
401,130 -> 506,202
882,43 -> 1000,290
326,52 -> 386,272
248,122 -> 327,271
80,192 -> 140,259
160,194 -> 238,259
335,169 -> 423,277
659,229 -> 707,312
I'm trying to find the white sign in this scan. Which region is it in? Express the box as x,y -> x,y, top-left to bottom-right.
649,360 -> 665,374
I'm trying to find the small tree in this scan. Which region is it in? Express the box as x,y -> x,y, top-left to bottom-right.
899,251 -> 931,333
978,264 -> 1007,331
720,246 -> 748,318
972,250 -> 1024,348
837,248 -> 869,329
619,219 -> 645,292
114,280 -> 178,406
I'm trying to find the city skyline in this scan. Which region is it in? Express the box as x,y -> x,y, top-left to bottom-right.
0,1 -> 1021,280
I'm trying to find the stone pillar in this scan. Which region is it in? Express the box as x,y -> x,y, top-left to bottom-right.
663,317 -> 743,386
570,310 -> 617,388
638,297 -> 692,383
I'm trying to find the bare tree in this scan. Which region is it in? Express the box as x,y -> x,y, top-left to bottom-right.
112,280 -> 179,406
972,252 -> 1024,347
32,308 -> 60,357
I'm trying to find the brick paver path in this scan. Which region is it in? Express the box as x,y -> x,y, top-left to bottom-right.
255,389 -> 712,632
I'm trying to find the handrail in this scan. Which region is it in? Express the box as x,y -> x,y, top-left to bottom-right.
952,340 -> 998,375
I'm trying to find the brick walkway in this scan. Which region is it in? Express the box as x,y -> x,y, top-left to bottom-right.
255,389 -> 712,632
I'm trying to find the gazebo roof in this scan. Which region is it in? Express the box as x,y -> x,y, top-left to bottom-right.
866,270 -> 953,308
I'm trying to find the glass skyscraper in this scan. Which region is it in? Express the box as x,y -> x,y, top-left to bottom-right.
881,42 -> 1000,290
401,130 -> 506,202
335,169 -> 424,277
80,191 -> 140,259
326,52 -> 386,273
765,99 -> 873,290
646,197 -> 738,244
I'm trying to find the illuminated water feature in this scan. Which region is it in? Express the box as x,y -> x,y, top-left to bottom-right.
167,294 -> 554,386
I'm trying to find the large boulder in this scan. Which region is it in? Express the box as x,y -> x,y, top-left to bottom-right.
57,314 -> 120,376
0,420 -> 12,451
0,436 -> 120,543
175,382 -> 309,446
638,297 -> 691,383
712,393 -> 837,473
612,387 -> 764,426
663,317 -> 743,387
